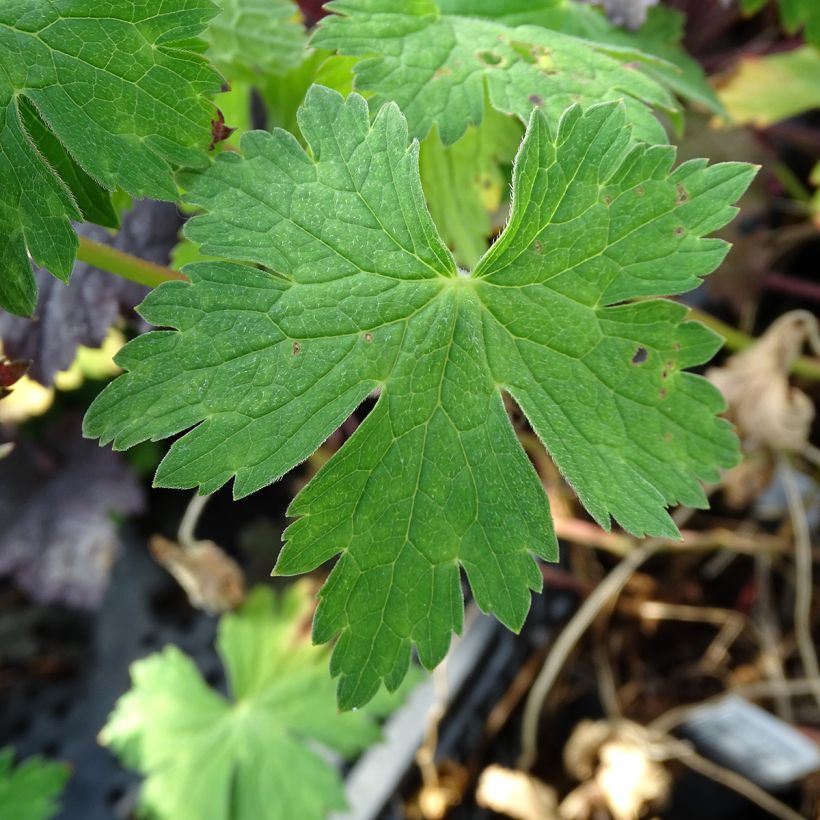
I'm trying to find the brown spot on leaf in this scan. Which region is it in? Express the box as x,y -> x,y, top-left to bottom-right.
529,94 -> 544,107
676,184 -> 689,205
210,110 -> 236,150
433,66 -> 452,79
664,431 -> 673,442
533,239 -> 544,255
292,341 -> 301,355
364,332 -> 373,343
674,226 -> 686,237
635,185 -> 645,197
602,194 -> 613,205
672,341 -> 681,351
659,387 -> 668,399
631,346 -> 648,365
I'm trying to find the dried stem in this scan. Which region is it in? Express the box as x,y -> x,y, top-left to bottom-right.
779,453 -> 820,711
649,678 -> 820,735
661,734 -> 805,820
416,661 -> 449,794
518,503 -> 702,772
177,491 -> 213,550
754,554 -> 794,721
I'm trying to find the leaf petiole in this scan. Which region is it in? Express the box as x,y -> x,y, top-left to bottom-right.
76,235 -> 188,289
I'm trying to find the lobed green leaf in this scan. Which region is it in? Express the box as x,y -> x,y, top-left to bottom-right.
101,585 -> 415,820
311,0 -> 678,145
86,87 -> 755,707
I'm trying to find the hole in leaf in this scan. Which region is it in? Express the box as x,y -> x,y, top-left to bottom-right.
478,50 -> 503,66
631,347 -> 648,365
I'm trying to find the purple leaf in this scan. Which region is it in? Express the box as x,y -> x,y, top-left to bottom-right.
0,201 -> 181,385
0,423 -> 144,608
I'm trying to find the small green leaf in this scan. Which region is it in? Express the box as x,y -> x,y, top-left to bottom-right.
86,87 -> 755,708
0,748 -> 68,820
0,0 -> 222,315
311,0 -> 677,145
101,585 -> 415,820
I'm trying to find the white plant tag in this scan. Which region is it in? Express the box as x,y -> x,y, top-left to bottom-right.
683,694 -> 820,789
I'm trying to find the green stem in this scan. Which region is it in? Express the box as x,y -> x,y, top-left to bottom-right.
688,306 -> 820,381
76,235 -> 188,288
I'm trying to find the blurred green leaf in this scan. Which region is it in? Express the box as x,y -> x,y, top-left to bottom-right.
205,0 -> 307,82
101,584 -> 419,820
718,45 -> 820,126
0,749 -> 68,820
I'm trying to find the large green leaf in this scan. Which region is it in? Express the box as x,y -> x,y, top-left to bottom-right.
0,0 -> 222,315
311,0 -> 677,145
101,585 -> 414,820
0,749 -> 68,820
86,87 -> 755,707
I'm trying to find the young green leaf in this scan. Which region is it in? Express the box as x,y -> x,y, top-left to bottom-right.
85,87 -> 755,707
204,0 -> 307,82
420,105 -> 523,268
310,0 -> 677,145
101,585 -> 417,820
0,749 -> 68,820
0,0 -> 222,316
